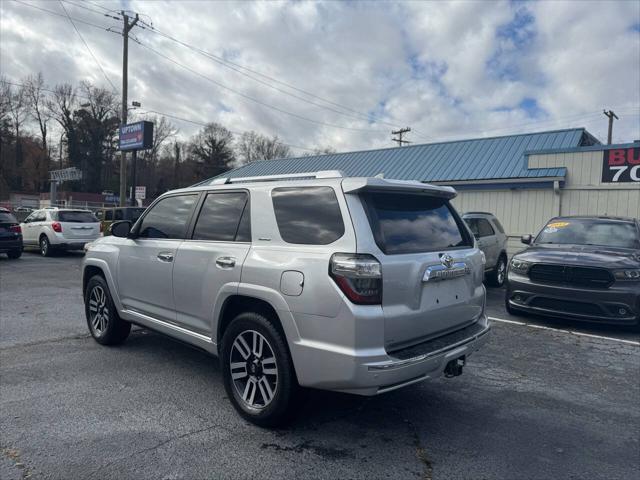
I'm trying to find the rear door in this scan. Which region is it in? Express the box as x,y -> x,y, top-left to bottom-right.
117,194 -> 198,322
55,210 -> 100,241
350,190 -> 483,350
172,191 -> 251,335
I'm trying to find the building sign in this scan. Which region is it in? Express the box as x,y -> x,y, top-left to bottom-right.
119,121 -> 154,151
602,147 -> 640,183
135,186 -> 146,200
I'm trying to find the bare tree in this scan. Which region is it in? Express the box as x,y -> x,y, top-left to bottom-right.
25,73 -> 51,189
301,146 -> 337,157
137,115 -> 178,190
188,122 -> 235,181
236,131 -> 291,165
6,82 -> 28,187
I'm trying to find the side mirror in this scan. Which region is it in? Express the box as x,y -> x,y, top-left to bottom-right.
110,220 -> 132,238
521,234 -> 533,245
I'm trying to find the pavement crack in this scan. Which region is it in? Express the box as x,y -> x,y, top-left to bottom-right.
84,423 -> 230,479
260,440 -> 354,460
393,407 -> 433,480
1,334 -> 91,351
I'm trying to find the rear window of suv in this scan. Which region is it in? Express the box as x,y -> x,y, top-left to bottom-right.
362,192 -> 472,254
55,211 -> 99,223
0,212 -> 17,223
272,187 -> 345,245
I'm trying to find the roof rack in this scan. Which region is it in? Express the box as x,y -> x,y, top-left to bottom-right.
209,170 -> 344,185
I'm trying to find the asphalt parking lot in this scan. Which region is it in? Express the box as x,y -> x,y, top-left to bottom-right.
1,252 -> 639,480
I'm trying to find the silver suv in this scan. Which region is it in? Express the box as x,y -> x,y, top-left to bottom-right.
463,212 -> 508,287
82,171 -> 490,426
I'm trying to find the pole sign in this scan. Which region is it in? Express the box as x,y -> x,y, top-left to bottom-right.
119,121 -> 154,151
602,147 -> 640,183
135,186 -> 146,200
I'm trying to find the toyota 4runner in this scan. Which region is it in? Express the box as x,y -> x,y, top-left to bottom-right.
82,171 -> 490,426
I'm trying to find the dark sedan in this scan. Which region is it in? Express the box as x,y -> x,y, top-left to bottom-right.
506,216 -> 640,325
0,208 -> 23,259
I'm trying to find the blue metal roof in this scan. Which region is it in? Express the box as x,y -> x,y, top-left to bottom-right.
222,128 -> 599,182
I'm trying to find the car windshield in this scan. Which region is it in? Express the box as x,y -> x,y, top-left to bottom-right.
56,211 -> 99,223
535,218 -> 640,249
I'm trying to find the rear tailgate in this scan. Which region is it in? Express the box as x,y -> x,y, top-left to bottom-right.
343,179 -> 484,350
56,211 -> 101,240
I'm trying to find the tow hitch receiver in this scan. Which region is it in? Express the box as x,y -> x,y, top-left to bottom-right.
444,356 -> 466,378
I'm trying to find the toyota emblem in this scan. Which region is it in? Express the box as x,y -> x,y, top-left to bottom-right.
440,253 -> 454,269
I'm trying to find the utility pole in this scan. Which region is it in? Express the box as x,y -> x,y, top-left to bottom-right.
119,11 -> 139,207
392,127 -> 412,147
603,110 -> 618,145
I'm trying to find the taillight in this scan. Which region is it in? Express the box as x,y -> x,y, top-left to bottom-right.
9,225 -> 21,234
99,222 -> 103,233
52,221 -> 62,232
330,253 -> 382,305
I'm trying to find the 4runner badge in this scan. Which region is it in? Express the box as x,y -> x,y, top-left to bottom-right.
441,253 -> 455,269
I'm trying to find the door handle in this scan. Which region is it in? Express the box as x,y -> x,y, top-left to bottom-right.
216,256 -> 236,268
157,252 -> 174,263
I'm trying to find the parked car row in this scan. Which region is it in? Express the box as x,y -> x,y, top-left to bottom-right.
79,171 -> 640,427
0,206 -> 148,258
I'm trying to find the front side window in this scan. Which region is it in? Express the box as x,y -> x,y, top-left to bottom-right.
363,192 -> 471,254
272,187 -> 345,245
113,209 -> 123,221
137,195 -> 197,239
192,192 -> 250,242
535,218 -> 640,249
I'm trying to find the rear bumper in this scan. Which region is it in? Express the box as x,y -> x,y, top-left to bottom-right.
506,273 -> 640,325
291,315 -> 490,395
0,239 -> 23,252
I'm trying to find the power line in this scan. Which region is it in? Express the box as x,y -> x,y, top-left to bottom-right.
2,80 -> 318,153
60,0 -> 121,19
58,0 -> 117,92
129,36 -> 387,134
138,109 -> 317,153
11,0 -> 120,31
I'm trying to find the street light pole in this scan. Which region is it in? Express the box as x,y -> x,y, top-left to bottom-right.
119,11 -> 139,207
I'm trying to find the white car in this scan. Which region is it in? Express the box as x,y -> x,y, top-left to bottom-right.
21,208 -> 101,256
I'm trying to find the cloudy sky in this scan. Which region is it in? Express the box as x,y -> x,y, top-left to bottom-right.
1,0 -> 639,155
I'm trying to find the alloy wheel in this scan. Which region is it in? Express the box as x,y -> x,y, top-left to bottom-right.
497,259 -> 506,285
88,285 -> 109,336
229,330 -> 278,409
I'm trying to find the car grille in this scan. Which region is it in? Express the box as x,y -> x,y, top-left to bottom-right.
529,297 -> 604,316
528,264 -> 613,289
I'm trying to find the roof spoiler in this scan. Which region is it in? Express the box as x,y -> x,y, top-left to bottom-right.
341,178 -> 457,199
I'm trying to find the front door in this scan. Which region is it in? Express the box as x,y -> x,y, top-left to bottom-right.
173,191 -> 251,335
117,194 -> 198,322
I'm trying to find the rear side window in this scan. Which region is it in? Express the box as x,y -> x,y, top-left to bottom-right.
272,187 -> 345,245
0,212 -> 17,223
56,211 -> 99,223
138,195 -> 197,239
192,192 -> 250,242
464,217 -> 494,237
104,210 -> 113,220
363,192 -> 471,254
114,209 -> 123,221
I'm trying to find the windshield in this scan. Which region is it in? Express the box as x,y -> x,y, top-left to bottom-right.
362,192 -> 472,254
535,218 -> 640,249
56,211 -> 99,223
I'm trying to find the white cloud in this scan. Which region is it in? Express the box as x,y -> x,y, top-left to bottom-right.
1,0 -> 638,153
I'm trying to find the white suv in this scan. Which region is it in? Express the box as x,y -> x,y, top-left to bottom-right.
82,171 -> 490,426
21,208 -> 101,256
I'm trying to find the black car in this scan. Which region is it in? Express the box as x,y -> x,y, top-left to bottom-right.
0,208 -> 23,259
506,216 -> 640,325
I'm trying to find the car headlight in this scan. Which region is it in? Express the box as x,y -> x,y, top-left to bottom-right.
614,269 -> 640,281
510,258 -> 532,274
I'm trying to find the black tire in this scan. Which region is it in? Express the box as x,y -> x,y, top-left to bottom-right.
7,249 -> 22,259
40,235 -> 52,257
488,255 -> 507,287
221,312 -> 300,427
84,275 -> 131,345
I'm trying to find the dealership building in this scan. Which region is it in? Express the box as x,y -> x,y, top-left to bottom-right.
222,128 -> 639,253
